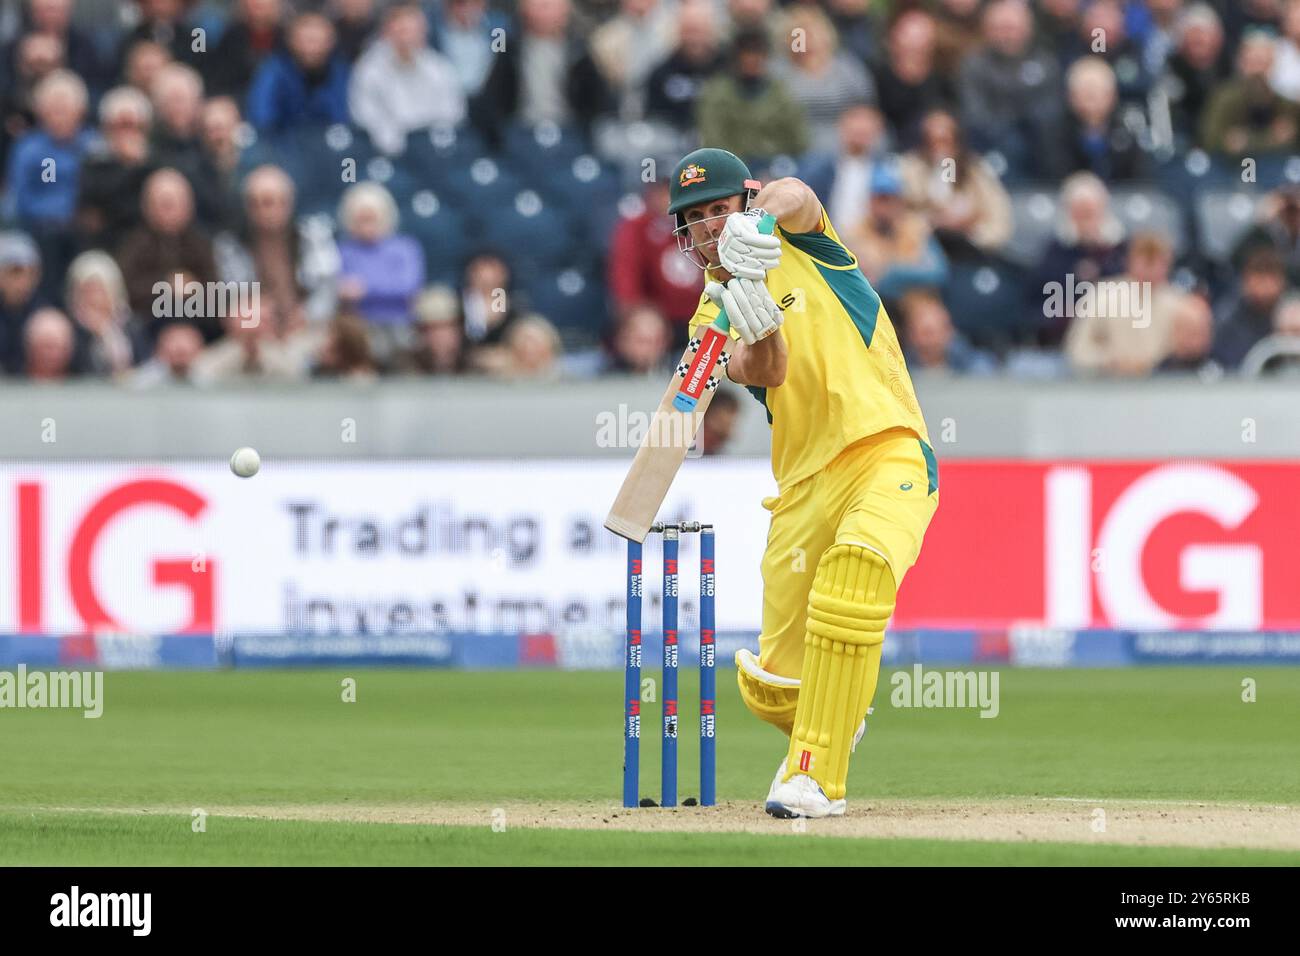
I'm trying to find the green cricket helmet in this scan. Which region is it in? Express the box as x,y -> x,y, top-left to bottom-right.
667,148 -> 762,269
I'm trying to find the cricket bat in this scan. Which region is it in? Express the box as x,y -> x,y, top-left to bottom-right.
604,214 -> 778,542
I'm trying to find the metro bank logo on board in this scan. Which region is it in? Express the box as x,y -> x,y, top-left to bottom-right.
0,460 -> 1295,636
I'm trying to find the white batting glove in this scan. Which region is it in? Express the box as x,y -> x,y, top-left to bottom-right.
716,209 -> 782,280
704,277 -> 783,345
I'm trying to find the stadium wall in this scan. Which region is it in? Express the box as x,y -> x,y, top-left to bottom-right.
1,378 -> 1298,459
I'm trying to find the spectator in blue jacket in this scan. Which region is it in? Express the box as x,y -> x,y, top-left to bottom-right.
3,68 -> 91,228
4,68 -> 92,297
246,12 -> 350,133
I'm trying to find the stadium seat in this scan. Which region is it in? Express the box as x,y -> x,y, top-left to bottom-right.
402,191 -> 472,285
234,127 -> 290,179
520,266 -> 610,348
1153,148 -> 1236,198
360,155 -> 421,208
502,121 -> 589,168
402,123 -> 489,185
1193,190 -> 1265,263
1110,187 -> 1187,256
982,148 -> 1032,189
582,190 -> 642,248
299,122 -> 377,173
433,156 -> 528,215
592,117 -> 690,170
943,261 -> 1033,349
1004,188 -> 1060,268
531,155 -> 624,241
1247,153 -> 1300,191
477,191 -> 581,270
266,125 -> 382,217
533,153 -> 620,201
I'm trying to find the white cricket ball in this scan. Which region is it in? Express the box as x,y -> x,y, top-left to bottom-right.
230,446 -> 261,478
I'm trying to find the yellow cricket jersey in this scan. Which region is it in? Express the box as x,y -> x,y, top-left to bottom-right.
689,208 -> 937,495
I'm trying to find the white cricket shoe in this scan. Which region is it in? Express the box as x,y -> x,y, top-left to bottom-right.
764,715 -> 869,819
765,757 -> 842,818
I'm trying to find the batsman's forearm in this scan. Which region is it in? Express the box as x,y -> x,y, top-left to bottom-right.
731,329 -> 787,388
751,178 -> 822,233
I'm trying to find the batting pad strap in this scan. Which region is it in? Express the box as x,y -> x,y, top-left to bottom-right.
735,647 -> 800,687
735,649 -> 799,735
803,543 -> 895,648
835,539 -> 892,572
807,594 -> 891,645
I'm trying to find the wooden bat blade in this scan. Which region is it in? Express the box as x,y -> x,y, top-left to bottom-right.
604,332 -> 734,542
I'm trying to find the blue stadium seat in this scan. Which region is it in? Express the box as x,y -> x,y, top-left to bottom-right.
507,148 -> 574,192
402,123 -> 489,184
360,155 -> 421,208
1110,187 -> 1187,256
1004,188 -> 1060,268
982,148 -> 1033,189
254,125 -> 382,217
1194,190 -> 1266,263
234,127 -> 289,179
581,189 -> 641,249
434,157 -> 527,214
530,155 -> 624,242
520,266 -> 609,347
502,121 -> 589,169
943,262 -> 1032,349
1247,153 -> 1300,191
1153,149 -> 1236,198
476,191 -> 581,269
402,191 -> 473,285
591,118 -> 689,170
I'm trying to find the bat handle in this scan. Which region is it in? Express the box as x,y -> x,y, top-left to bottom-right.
712,213 -> 777,336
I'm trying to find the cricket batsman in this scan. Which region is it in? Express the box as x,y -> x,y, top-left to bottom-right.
669,147 -> 940,818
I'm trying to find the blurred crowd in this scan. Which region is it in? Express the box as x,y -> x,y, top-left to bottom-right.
2,0 -> 1300,387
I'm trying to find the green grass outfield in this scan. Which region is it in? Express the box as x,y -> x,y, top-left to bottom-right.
1,667 -> 1297,865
